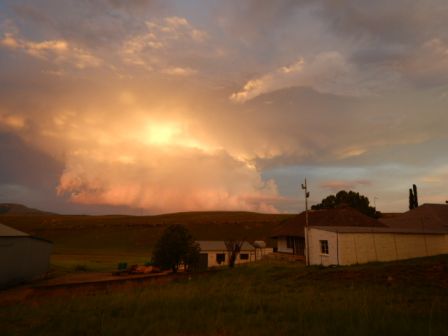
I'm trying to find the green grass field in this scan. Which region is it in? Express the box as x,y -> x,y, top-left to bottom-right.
1,255 -> 448,336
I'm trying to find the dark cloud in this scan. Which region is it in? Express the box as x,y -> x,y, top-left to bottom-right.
318,1 -> 448,43
0,132 -> 63,187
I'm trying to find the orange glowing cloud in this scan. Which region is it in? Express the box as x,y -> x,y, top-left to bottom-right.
4,89 -> 281,213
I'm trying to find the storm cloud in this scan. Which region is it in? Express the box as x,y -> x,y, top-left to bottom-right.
0,0 -> 447,214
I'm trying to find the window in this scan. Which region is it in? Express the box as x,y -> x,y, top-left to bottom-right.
240,253 -> 249,260
216,253 -> 226,264
320,240 -> 329,255
286,237 -> 295,249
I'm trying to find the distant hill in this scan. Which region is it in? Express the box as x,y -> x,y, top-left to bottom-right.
0,203 -> 55,215
0,210 -> 293,253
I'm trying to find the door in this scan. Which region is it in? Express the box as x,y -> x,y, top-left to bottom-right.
198,253 -> 208,270
294,237 -> 305,256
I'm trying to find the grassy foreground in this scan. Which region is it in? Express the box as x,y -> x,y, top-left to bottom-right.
1,256 -> 448,336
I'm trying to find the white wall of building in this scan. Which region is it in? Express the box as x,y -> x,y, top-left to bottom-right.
306,228 -> 338,266
307,227 -> 448,266
255,247 -> 274,260
0,237 -> 53,288
202,249 -> 256,268
277,237 -> 293,254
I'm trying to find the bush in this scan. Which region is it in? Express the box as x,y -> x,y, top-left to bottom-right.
151,224 -> 200,272
74,264 -> 89,272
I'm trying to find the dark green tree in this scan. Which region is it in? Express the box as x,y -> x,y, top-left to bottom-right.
409,188 -> 415,210
409,184 -> 419,210
311,190 -> 380,218
152,224 -> 200,272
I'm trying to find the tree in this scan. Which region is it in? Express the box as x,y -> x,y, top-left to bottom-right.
311,190 -> 380,218
409,184 -> 419,210
151,224 -> 200,273
224,240 -> 244,268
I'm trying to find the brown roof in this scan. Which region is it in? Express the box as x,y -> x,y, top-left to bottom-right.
311,226 -> 448,235
380,204 -> 448,232
272,207 -> 384,238
197,241 -> 255,251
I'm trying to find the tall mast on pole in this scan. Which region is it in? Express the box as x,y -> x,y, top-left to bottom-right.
301,178 -> 310,266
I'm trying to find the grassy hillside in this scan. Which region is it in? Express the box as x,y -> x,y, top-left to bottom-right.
1,255 -> 447,335
0,212 -> 293,255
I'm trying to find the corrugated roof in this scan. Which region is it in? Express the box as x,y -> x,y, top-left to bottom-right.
0,223 -> 29,237
380,204 -> 448,231
197,241 -> 255,251
272,207 -> 385,238
310,225 -> 448,235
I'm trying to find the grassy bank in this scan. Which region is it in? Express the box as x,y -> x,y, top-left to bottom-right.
1,255 -> 447,336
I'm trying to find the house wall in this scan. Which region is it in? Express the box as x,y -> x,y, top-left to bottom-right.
255,247 -> 274,260
306,229 -> 338,266
308,228 -> 448,266
203,249 -> 256,268
0,237 -> 52,288
277,237 -> 293,254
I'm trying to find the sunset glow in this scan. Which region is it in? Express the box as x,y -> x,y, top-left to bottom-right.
1,1 -> 447,214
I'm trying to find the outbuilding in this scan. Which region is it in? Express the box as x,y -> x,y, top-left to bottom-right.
0,223 -> 53,288
197,241 -> 256,269
306,226 -> 448,266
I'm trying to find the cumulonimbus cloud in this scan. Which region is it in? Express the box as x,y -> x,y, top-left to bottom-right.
5,91 -> 282,213
56,146 -> 280,213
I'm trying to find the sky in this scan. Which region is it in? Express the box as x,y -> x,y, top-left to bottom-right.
0,0 -> 447,215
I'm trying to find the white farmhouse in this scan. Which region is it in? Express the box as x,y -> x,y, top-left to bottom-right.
0,223 -> 53,288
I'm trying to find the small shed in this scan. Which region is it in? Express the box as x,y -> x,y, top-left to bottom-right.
197,241 -> 256,268
306,226 -> 448,266
0,223 -> 53,288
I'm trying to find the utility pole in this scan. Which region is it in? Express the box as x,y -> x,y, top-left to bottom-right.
301,178 -> 310,266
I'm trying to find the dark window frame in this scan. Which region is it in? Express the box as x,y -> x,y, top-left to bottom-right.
286,236 -> 295,249
320,240 -> 329,255
240,253 -> 249,260
216,253 -> 226,264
